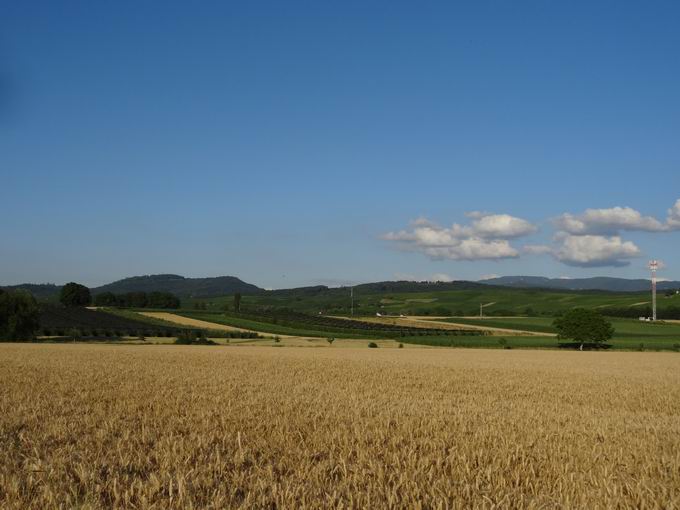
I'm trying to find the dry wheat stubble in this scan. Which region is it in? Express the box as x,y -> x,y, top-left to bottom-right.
0,344 -> 679,509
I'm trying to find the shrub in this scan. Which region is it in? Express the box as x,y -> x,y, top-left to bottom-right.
398,343 -> 404,349
0,289 -> 40,341
67,328 -> 81,341
368,342 -> 378,348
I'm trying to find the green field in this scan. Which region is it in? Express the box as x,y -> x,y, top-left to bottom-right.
139,310 -> 680,351
187,286 -> 677,317
438,317 -> 680,350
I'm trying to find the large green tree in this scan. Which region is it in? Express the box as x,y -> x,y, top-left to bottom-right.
553,308 -> 614,348
0,289 -> 40,341
59,282 -> 92,307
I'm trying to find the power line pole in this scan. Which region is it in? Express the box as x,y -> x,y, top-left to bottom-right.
649,260 -> 658,321
351,287 -> 354,316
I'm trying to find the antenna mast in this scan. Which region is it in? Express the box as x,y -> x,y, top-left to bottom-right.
649,260 -> 658,321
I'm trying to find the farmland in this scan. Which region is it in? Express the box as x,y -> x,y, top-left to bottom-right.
438,316 -> 680,350
29,306 -> 680,351
189,284 -> 680,317
176,310 -> 484,339
1,344 -> 679,508
37,306 -> 183,337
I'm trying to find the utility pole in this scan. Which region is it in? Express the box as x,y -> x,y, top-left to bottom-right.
480,303 -> 483,319
649,260 -> 658,321
351,287 -> 354,316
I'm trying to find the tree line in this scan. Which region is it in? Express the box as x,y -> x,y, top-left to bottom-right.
56,282 -> 180,309
602,306 -> 680,320
0,289 -> 40,341
94,291 -> 180,309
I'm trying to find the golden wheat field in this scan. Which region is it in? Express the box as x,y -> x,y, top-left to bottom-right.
1,344 -> 679,509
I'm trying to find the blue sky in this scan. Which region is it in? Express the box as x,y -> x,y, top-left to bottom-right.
1,1 -> 679,288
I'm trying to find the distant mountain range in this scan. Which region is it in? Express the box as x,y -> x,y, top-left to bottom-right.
479,275 -> 680,292
4,273 -> 680,300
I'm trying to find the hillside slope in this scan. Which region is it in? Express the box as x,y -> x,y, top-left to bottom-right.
93,274 -> 263,298
480,275 -> 680,292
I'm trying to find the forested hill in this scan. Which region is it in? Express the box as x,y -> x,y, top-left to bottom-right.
92,274 -> 263,298
267,280 -> 494,298
0,283 -> 61,299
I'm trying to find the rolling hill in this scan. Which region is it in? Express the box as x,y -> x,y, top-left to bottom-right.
92,274 -> 263,298
0,283 -> 62,300
480,275 -> 680,292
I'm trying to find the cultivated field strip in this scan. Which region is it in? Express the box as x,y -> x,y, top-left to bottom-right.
349,316 -> 555,337
1,345 -> 679,508
138,311 -> 265,335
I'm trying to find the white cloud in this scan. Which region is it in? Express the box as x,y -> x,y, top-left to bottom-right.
420,240 -> 519,261
430,273 -> 454,282
554,207 -> 665,234
554,201 -> 680,235
383,199 -> 678,270
479,273 -> 500,280
382,212 -> 536,261
393,272 -> 455,282
471,214 -> 537,239
667,200 -> 680,229
552,234 -> 641,267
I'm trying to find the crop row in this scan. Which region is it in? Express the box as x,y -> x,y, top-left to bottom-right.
229,309 -> 485,337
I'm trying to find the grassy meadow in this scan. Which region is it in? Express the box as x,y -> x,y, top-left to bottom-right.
440,317 -> 680,350
1,344 -> 679,508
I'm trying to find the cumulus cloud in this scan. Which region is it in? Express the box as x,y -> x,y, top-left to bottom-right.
471,214 -> 537,239
382,212 -> 536,261
667,200 -> 680,229
382,199 -> 678,269
554,202 -> 680,235
539,199 -> 680,267
552,234 -> 641,267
